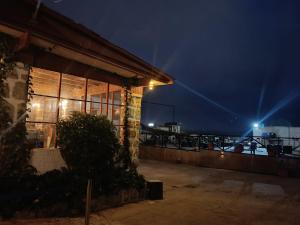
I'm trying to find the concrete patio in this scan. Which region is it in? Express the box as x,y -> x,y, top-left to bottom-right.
1,160 -> 300,225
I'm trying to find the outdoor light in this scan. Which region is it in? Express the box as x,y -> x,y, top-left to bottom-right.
148,123 -> 154,127
253,123 -> 259,128
220,151 -> 225,159
149,80 -> 154,90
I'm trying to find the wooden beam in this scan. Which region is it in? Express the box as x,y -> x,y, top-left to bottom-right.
14,46 -> 128,86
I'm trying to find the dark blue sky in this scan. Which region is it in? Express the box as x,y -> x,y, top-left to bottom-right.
46,0 -> 300,134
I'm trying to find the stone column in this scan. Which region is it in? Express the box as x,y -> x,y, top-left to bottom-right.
120,87 -> 143,164
3,62 -> 29,122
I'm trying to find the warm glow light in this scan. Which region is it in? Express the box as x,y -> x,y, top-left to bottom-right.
32,102 -> 40,108
149,80 -> 154,90
59,99 -> 68,109
220,151 -> 225,159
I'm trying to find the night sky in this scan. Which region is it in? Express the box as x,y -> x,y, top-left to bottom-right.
45,0 -> 300,134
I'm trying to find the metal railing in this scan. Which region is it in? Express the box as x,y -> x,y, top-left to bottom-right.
140,132 -> 300,158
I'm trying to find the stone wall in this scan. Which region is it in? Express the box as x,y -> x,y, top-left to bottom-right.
140,146 -> 300,177
3,62 -> 29,122
128,87 -> 143,163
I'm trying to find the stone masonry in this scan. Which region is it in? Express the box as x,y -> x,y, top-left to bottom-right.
120,87 -> 143,164
3,62 -> 29,122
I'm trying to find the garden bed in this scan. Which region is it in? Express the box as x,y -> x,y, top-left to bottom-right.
10,188 -> 146,220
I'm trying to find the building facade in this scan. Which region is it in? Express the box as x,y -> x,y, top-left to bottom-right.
0,0 -> 173,164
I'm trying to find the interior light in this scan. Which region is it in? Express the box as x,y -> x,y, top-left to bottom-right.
60,99 -> 68,109
32,102 -> 40,108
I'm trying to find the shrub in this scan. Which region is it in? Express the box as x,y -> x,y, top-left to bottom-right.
57,112 -> 120,178
57,112 -> 145,193
0,112 -> 146,219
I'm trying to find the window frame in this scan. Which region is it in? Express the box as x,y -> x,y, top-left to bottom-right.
27,68 -> 125,148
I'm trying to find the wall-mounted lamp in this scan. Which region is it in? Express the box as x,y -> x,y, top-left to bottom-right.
149,80 -> 154,90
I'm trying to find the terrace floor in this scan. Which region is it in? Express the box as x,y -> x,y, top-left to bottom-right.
2,160 -> 300,225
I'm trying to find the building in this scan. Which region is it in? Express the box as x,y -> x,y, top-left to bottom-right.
158,122 -> 181,134
253,126 -> 300,152
0,0 -> 173,164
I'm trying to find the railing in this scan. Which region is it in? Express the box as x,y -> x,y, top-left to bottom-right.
140,132 -> 300,158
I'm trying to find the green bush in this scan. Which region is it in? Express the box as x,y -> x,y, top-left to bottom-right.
57,112 -> 145,193
57,112 -> 120,177
0,112 -> 145,219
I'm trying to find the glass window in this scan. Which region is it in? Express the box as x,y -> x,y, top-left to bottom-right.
86,80 -> 108,115
28,95 -> 58,123
61,74 -> 86,100
108,92 -> 113,120
87,80 -> 107,101
59,99 -> 85,119
109,84 -> 122,125
27,68 -> 127,148
86,101 -> 100,115
112,91 -> 121,125
26,123 -> 56,148
101,93 -> 107,116
31,68 -> 60,97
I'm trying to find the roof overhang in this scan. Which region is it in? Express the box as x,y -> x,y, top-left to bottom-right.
0,0 -> 173,87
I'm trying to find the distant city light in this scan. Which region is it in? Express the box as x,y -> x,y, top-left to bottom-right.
148,123 -> 154,127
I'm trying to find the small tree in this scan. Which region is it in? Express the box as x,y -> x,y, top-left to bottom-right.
57,112 -> 120,179
57,112 -> 145,193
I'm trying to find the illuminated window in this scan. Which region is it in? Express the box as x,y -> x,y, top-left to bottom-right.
26,123 -> 56,148
86,80 -> 108,116
28,96 -> 57,123
61,74 -> 86,100
27,68 -> 125,149
59,99 -> 85,119
31,68 -> 59,97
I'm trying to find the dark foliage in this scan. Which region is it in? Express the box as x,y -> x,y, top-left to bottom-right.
57,112 -> 145,193
0,32 -> 35,177
57,112 -> 120,179
0,170 -> 86,219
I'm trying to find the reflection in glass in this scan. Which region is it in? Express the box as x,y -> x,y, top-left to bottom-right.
113,91 -> 121,125
28,95 -> 57,123
108,92 -> 113,120
108,84 -> 122,123
26,123 -> 56,148
87,80 -> 107,101
31,68 -> 60,97
61,74 -> 86,100
101,93 -> 107,116
59,99 -> 84,119
87,79 -> 108,115
28,68 -> 126,148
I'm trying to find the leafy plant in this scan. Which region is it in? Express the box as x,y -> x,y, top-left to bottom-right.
57,112 -> 121,179
57,112 -> 145,193
0,32 -> 35,177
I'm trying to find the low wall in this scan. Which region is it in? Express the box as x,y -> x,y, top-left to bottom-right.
140,146 -> 300,177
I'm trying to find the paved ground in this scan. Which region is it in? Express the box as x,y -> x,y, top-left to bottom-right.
2,160 -> 300,225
